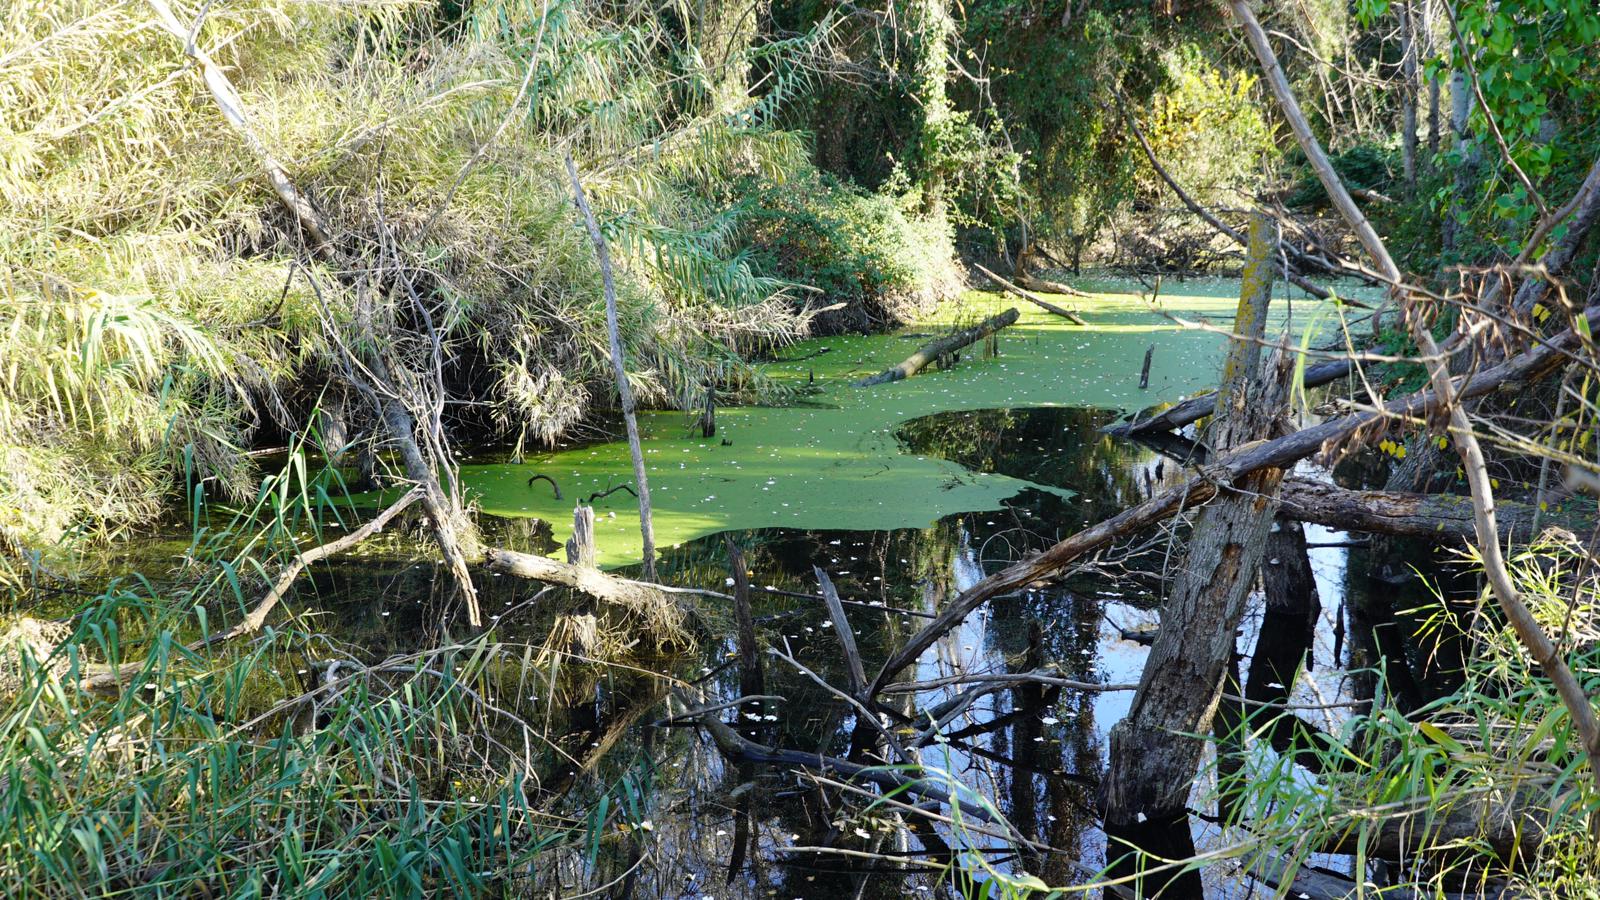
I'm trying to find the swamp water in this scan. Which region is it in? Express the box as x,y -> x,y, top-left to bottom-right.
73,281 -> 1469,897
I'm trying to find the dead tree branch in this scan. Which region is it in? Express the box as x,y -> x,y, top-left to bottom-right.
565,152 -> 658,581
974,264 -> 1087,324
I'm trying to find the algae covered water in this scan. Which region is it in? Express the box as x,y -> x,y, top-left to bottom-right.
458,280 -> 1339,567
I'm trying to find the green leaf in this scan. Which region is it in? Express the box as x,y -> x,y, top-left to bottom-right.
1418,721 -> 1465,754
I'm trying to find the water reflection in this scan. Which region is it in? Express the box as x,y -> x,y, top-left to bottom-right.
265,405 -> 1475,897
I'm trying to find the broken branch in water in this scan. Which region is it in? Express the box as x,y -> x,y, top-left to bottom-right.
852,307 -> 1020,387
585,483 -> 638,504
973,264 -> 1087,325
525,473 -> 562,499
82,487 -> 426,692
693,714 -> 997,822
1104,358 -> 1353,438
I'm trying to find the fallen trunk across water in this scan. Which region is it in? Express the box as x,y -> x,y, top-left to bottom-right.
853,307 -> 1020,387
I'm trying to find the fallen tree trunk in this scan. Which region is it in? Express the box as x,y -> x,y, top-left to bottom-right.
1278,478 -> 1552,542
482,547 -> 691,641
852,307 -> 1020,387
1252,850 -> 1518,899
1014,273 -> 1089,298
1105,358 -> 1353,438
868,297 -> 1595,696
484,547 -> 680,610
974,264 -> 1087,324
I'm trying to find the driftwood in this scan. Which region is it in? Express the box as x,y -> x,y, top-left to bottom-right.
853,308 -> 1020,387
867,294 -> 1597,697
82,488 -> 425,692
483,548 -> 681,612
973,264 -> 1087,325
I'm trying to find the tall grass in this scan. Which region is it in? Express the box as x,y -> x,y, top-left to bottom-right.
0,430 -> 603,896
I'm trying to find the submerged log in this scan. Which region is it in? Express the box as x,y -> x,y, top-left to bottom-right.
852,308 -> 1020,387
974,264 -> 1087,325
1105,358 -> 1353,438
695,715 -> 997,822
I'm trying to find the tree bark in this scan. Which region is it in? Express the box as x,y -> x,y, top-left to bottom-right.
1443,68 -> 1476,256
379,397 -> 482,626
726,537 -> 763,700
1400,2 -> 1421,192
565,153 -> 659,581
852,308 -> 1019,386
1277,478 -> 1555,542
1103,213 -> 1292,827
565,505 -> 597,568
483,547 -> 688,633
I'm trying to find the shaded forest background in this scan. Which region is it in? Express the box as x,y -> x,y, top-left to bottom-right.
8,0 -> 1591,552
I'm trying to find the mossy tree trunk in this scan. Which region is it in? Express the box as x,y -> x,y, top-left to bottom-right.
1102,213 -> 1291,828
905,0 -> 954,221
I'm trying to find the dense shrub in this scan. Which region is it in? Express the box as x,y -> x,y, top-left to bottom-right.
741,173 -> 963,330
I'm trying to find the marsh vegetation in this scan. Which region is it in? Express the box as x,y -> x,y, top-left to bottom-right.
4,1 -> 1600,897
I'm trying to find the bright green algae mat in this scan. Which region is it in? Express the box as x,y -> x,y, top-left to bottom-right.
463,280 -> 1355,567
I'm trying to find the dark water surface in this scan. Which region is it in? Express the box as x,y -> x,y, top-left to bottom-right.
279,405 -> 1464,898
